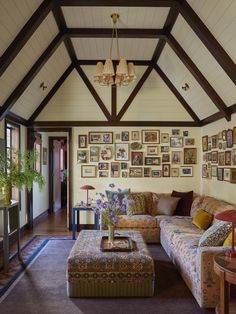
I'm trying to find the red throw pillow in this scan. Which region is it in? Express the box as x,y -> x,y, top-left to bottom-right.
171,190 -> 193,216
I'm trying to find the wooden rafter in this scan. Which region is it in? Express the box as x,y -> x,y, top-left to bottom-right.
28,63 -> 74,123
0,33 -> 63,121
111,85 -> 117,121
75,64 -> 111,121
6,112 -> 28,126
58,0 -> 176,7
0,0 -> 53,77
166,35 -> 231,121
154,64 -> 200,124
177,0 -> 236,85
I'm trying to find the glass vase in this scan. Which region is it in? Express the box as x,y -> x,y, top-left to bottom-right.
108,225 -> 114,244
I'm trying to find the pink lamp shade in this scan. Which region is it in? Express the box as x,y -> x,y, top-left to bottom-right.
215,210 -> 236,258
80,185 -> 95,205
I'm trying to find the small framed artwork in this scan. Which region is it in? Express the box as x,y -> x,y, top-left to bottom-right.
142,130 -> 160,144
115,143 -> 129,161
223,142 -> 227,150
207,152 -> 212,162
161,146 -> 169,153
121,162 -> 128,170
219,142 -> 223,150
100,146 -> 112,160
147,146 -> 159,155
233,127 -> 236,144
144,167 -> 152,177
224,168 -> 231,182
222,130 -> 227,141
225,151 -> 231,166
90,146 -> 99,162
202,136 -> 208,152
162,154 -> 170,163
115,133 -> 121,140
131,151 -> 143,165
121,131 -> 129,141
89,132 -> 113,144
42,147 -> 47,165
230,168 -> 236,184
180,166 -> 193,177
218,152 -> 225,166
81,165 -> 97,178
183,131 -> 188,137
184,148 -> 197,164
171,151 -> 182,164
202,164 -> 207,178
212,135 -> 218,149
172,129 -> 180,136
232,149 -> 236,165
122,171 -> 128,178
226,129 -> 233,148
170,137 -> 183,148
171,168 -> 179,177
217,168 -> 223,181
131,131 -> 140,141
152,170 -> 162,178
111,162 -> 120,177
185,138 -> 195,146
162,164 -> 170,177
161,133 -> 169,143
99,171 -> 109,178
218,132 -> 222,140
145,157 -> 161,166
77,150 -> 88,163
129,167 -> 142,177
211,165 -> 217,177
78,135 -> 87,148
98,162 -> 109,170
130,142 -> 142,150
212,151 -> 218,163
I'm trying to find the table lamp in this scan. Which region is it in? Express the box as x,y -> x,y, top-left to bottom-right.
215,210 -> 236,258
80,185 -> 95,206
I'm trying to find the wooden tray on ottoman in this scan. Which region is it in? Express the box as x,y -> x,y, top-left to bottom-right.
101,236 -> 133,252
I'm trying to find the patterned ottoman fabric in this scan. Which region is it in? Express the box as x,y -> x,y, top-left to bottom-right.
67,230 -> 154,297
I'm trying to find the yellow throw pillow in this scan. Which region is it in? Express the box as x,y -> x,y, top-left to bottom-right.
193,209 -> 213,230
223,229 -> 235,247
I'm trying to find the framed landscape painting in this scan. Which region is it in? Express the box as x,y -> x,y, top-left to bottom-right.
142,130 -> 160,144
81,165 -> 96,178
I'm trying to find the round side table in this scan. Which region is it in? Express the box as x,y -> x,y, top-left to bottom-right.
214,252 -> 236,314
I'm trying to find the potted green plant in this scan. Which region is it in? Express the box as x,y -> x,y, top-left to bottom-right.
0,149 -> 45,205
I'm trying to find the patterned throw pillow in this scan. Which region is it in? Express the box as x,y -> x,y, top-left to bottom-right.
126,193 -> 146,216
199,221 -> 231,247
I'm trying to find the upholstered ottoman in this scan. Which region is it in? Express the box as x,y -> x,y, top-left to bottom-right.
67,230 -> 154,297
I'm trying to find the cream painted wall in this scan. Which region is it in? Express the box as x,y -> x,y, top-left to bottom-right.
0,120 -> 4,139
201,113 -> 236,205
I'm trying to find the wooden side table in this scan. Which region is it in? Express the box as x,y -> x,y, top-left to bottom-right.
214,252 -> 236,314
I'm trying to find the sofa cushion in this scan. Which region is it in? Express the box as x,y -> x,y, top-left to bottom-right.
193,209 -> 213,230
156,196 -> 180,215
171,190 -> 193,216
199,221 -> 231,247
152,193 -> 170,216
190,196 -> 204,217
141,192 -> 153,215
126,193 -> 146,215
117,215 -> 157,229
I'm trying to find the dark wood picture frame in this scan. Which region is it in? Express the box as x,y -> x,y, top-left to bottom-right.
202,136 -> 208,152
78,134 -> 87,148
162,164 -> 170,177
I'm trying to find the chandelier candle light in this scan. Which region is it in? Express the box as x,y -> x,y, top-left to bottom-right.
94,13 -> 137,86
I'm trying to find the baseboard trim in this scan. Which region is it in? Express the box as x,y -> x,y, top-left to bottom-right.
33,208 -> 49,226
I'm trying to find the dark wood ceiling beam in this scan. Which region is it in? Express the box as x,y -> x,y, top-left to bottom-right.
77,60 -> 150,66
75,63 -> 111,121
116,65 -> 153,121
65,28 -> 166,39
111,85 -> 117,121
154,64 -> 200,124
58,0 -> 176,7
28,63 -> 74,123
167,35 -> 231,121
0,33 -> 63,121
177,0 -> 236,85
6,112 -> 28,126
0,0 -> 53,76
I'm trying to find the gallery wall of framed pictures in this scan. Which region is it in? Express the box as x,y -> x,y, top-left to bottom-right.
76,128 -> 198,179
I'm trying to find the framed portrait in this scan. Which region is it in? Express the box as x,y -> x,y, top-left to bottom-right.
42,147 -> 47,165
171,151 -> 182,164
226,129 -> 233,148
218,142 -> 223,150
202,164 -> 207,178
233,127 -> 236,144
98,162 -> 109,170
111,162 -> 120,177
185,138 -> 195,146
212,135 -> 218,149
162,154 -> 170,163
184,148 -> 197,164
81,165 -> 96,178
218,152 -> 225,166
222,130 -> 227,141
230,168 -> 236,184
78,135 -> 87,148
217,168 -> 223,181
152,170 -> 162,178
144,167 -> 152,177
224,168 -> 231,182
129,167 -> 142,177
225,151 -> 231,166
99,171 -> 109,178
232,149 -> 236,166
142,130 -> 160,144
202,136 -> 208,152
161,133 -> 169,143
89,132 -> 113,144
161,146 -> 169,153
115,143 -> 129,161
145,157 -> 161,166
122,171 -> 128,178
100,146 -> 112,160
77,150 -> 88,163
131,131 -> 140,141
180,166 -> 193,177
218,132 -> 222,140
121,131 -> 129,141
170,136 -> 183,148
211,165 -> 217,177
172,129 -> 180,136
90,146 -> 99,162
171,168 -> 179,177
147,146 -> 159,155
131,151 -> 143,165
121,162 -> 128,170
211,151 -> 218,163
207,152 -> 212,162
183,131 -> 188,137
162,164 -> 170,177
